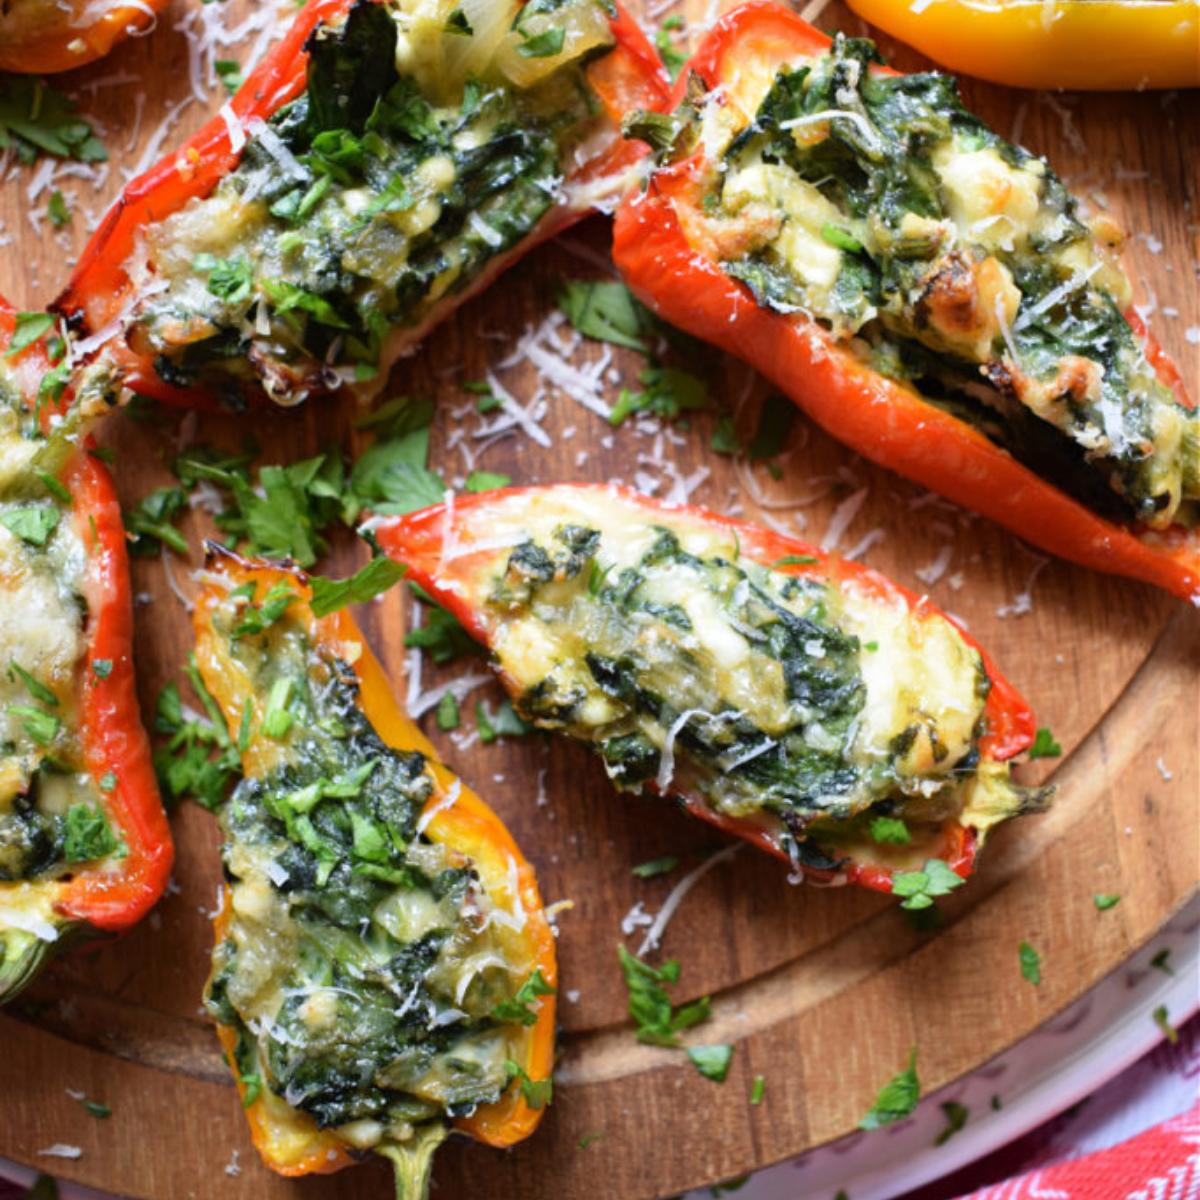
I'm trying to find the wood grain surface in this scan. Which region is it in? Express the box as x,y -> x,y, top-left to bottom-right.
0,2 -> 1196,1197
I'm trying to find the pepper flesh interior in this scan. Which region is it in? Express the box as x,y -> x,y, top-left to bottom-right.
661,34 -> 1197,530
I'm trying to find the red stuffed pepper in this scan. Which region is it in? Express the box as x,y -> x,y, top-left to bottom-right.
195,550 -> 555,1195
375,484 -> 1045,896
55,0 -> 669,410
0,299 -> 172,1001
0,0 -> 169,74
612,2 -> 1198,603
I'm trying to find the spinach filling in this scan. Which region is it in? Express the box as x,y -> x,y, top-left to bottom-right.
205,603 -> 530,1141
136,0 -> 615,405
0,373 -> 118,884
686,35 -> 1197,529
490,522 -> 1006,863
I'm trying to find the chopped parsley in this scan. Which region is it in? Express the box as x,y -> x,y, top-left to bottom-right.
215,60 -> 244,95
632,855 -> 680,879
0,504 -> 59,547
464,470 -> 512,493
688,1043 -> 733,1083
1150,948 -> 1173,975
81,1100 -> 111,1120
47,190 -> 70,228
1019,940 -> 1042,985
91,659 -> 113,679
476,698 -> 533,742
1029,727 -> 1063,759
0,77 -> 106,165
62,803 -> 120,863
7,704 -> 59,746
616,945 -> 711,1047
1093,893 -> 1121,911
609,365 -> 708,427
153,657 -> 243,811
434,692 -> 460,731
308,557 -> 406,617
654,14 -> 687,80
891,859 -> 965,910
935,1100 -> 969,1145
750,1074 -> 765,1105
504,1060 -> 552,1108
1152,1005 -> 1178,1044
559,279 -> 655,353
869,817 -> 910,845
9,661 -> 58,708
491,968 -> 555,1026
859,1048 -> 920,1130
124,487 -> 189,556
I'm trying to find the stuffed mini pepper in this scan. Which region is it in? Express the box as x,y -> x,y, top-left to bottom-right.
56,0 -> 668,409
0,0 -> 169,74
194,549 -> 556,1196
614,3 -> 1198,603
376,484 -> 1046,895
0,301 -> 171,1001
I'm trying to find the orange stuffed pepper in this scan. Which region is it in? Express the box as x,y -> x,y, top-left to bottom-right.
194,548 -> 555,1196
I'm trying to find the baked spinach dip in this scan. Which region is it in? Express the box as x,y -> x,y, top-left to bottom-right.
203,579 -> 544,1161
133,0 -> 621,405
468,496 -> 1037,875
646,35 -> 1198,529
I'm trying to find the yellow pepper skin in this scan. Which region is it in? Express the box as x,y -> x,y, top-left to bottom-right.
845,0 -> 1200,90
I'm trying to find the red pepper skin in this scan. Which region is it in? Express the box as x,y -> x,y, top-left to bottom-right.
53,0 -> 669,409
612,2 -> 1199,605
0,301 -> 172,1000
375,483 -> 1038,894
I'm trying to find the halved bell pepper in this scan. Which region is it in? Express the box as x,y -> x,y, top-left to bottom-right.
0,299 -> 172,1000
0,0 -> 169,74
612,2 -> 1199,604
845,0 -> 1200,91
54,0 -> 669,410
375,484 -> 1045,896
194,548 -> 556,1196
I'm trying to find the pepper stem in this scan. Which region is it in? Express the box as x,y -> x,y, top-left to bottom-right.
377,1123 -> 449,1200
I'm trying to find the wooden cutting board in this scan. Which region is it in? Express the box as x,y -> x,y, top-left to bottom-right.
0,2 -> 1196,1197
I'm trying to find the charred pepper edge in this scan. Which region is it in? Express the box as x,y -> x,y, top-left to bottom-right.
0,298 -> 172,1000
193,545 -> 556,1177
51,0 -> 670,410
611,2 -> 1199,604
373,483 -> 1041,895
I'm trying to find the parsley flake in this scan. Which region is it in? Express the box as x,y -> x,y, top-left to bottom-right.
632,855 -> 679,879
1093,893 -> 1121,911
935,1100 -> 969,1145
616,945 -> 710,1047
1153,1004 -> 1178,1044
1029,727 -> 1062,759
860,1048 -> 920,1130
1019,940 -> 1042,985
504,1060 -> 552,1109
891,859 -> 964,910
309,557 -> 405,617
492,968 -> 556,1027
688,1043 -> 734,1083
869,817 -> 910,845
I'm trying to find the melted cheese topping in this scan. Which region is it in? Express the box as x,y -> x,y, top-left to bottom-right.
204,584 -> 540,1155
454,490 -> 1020,856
